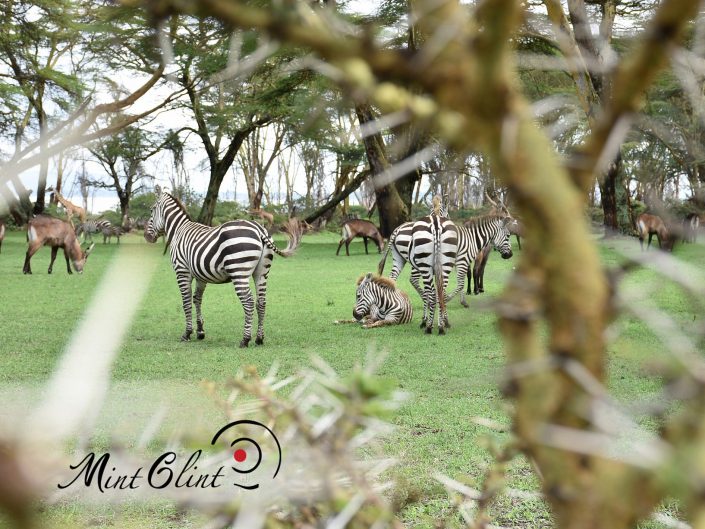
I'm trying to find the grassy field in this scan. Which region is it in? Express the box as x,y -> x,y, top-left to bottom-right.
0,226 -> 703,528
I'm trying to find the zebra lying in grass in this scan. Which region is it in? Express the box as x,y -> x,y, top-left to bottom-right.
335,273 -> 412,328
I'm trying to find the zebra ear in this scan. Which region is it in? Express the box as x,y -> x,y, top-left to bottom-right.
364,272 -> 373,283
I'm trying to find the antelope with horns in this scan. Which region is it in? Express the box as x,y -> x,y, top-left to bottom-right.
636,213 -> 674,251
336,219 -> 385,256
23,215 -> 94,274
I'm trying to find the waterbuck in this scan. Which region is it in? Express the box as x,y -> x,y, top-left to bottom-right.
23,215 -> 95,274
336,219 -> 385,256
636,213 -> 673,251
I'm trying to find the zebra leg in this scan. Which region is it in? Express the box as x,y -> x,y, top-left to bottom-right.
176,272 -> 194,341
193,280 -> 207,340
445,260 -> 469,308
232,278 -> 255,348
253,273 -> 269,345
409,270 -> 427,328
421,273 -> 435,334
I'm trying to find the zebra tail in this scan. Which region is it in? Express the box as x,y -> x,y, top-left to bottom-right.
265,218 -> 303,258
433,221 -> 446,319
377,237 -> 392,275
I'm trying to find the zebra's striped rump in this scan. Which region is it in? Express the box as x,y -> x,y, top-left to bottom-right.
352,273 -> 413,328
145,192 -> 302,347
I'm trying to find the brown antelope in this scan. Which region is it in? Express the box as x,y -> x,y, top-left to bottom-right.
336,219 -> 385,256
636,213 -> 673,251
0,220 -> 5,254
248,209 -> 274,230
23,215 -> 94,274
682,213 -> 700,243
52,189 -> 87,226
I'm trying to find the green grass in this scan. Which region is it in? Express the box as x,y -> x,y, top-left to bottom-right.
0,228 -> 703,529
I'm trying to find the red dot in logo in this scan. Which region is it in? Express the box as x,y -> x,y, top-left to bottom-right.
233,449 -> 247,462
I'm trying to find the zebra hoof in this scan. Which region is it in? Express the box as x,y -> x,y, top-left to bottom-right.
239,338 -> 250,348
461,300 -> 469,308
196,332 -> 205,340
181,334 -> 191,342
424,327 -> 432,334
255,336 -> 264,345
419,320 -> 426,329
438,327 -> 446,335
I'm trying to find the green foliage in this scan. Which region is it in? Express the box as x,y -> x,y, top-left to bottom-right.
0,232 -> 702,527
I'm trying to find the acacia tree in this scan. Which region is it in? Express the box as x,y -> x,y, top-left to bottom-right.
0,0 -> 89,215
87,125 -> 166,223
129,1 -> 705,528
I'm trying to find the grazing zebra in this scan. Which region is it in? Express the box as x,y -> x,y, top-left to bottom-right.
76,219 -> 112,242
102,225 -> 123,244
335,273 -> 412,328
379,213 -> 511,308
444,215 -> 514,305
144,191 -> 302,347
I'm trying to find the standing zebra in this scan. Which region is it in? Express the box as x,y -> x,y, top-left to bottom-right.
76,219 -> 112,242
102,225 -> 124,244
445,215 -> 514,305
336,273 -> 412,328
144,191 -> 302,347
404,197 -> 457,334
379,214 -> 511,309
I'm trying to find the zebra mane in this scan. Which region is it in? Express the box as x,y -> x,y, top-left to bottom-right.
164,192 -> 192,220
357,274 -> 398,291
464,214 -> 507,227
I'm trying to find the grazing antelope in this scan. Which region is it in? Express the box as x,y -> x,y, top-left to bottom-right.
23,215 -> 94,274
336,219 -> 385,256
52,190 -> 87,226
636,213 -> 673,251
0,220 -> 5,254
682,213 -> 700,243
335,273 -> 413,328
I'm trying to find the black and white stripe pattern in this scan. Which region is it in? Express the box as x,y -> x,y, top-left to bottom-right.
144,192 -> 301,348
404,211 -> 457,334
445,215 -> 513,306
102,225 -> 124,244
76,219 -> 112,242
352,273 -> 413,328
379,215 -> 512,308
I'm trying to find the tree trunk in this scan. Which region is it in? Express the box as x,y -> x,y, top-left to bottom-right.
198,164 -> 229,225
32,108 -> 49,215
599,155 -> 621,236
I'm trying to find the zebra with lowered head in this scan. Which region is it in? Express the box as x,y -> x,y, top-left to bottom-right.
336,273 -> 412,328
445,215 -> 513,306
144,191 -> 302,348
76,219 -> 112,242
